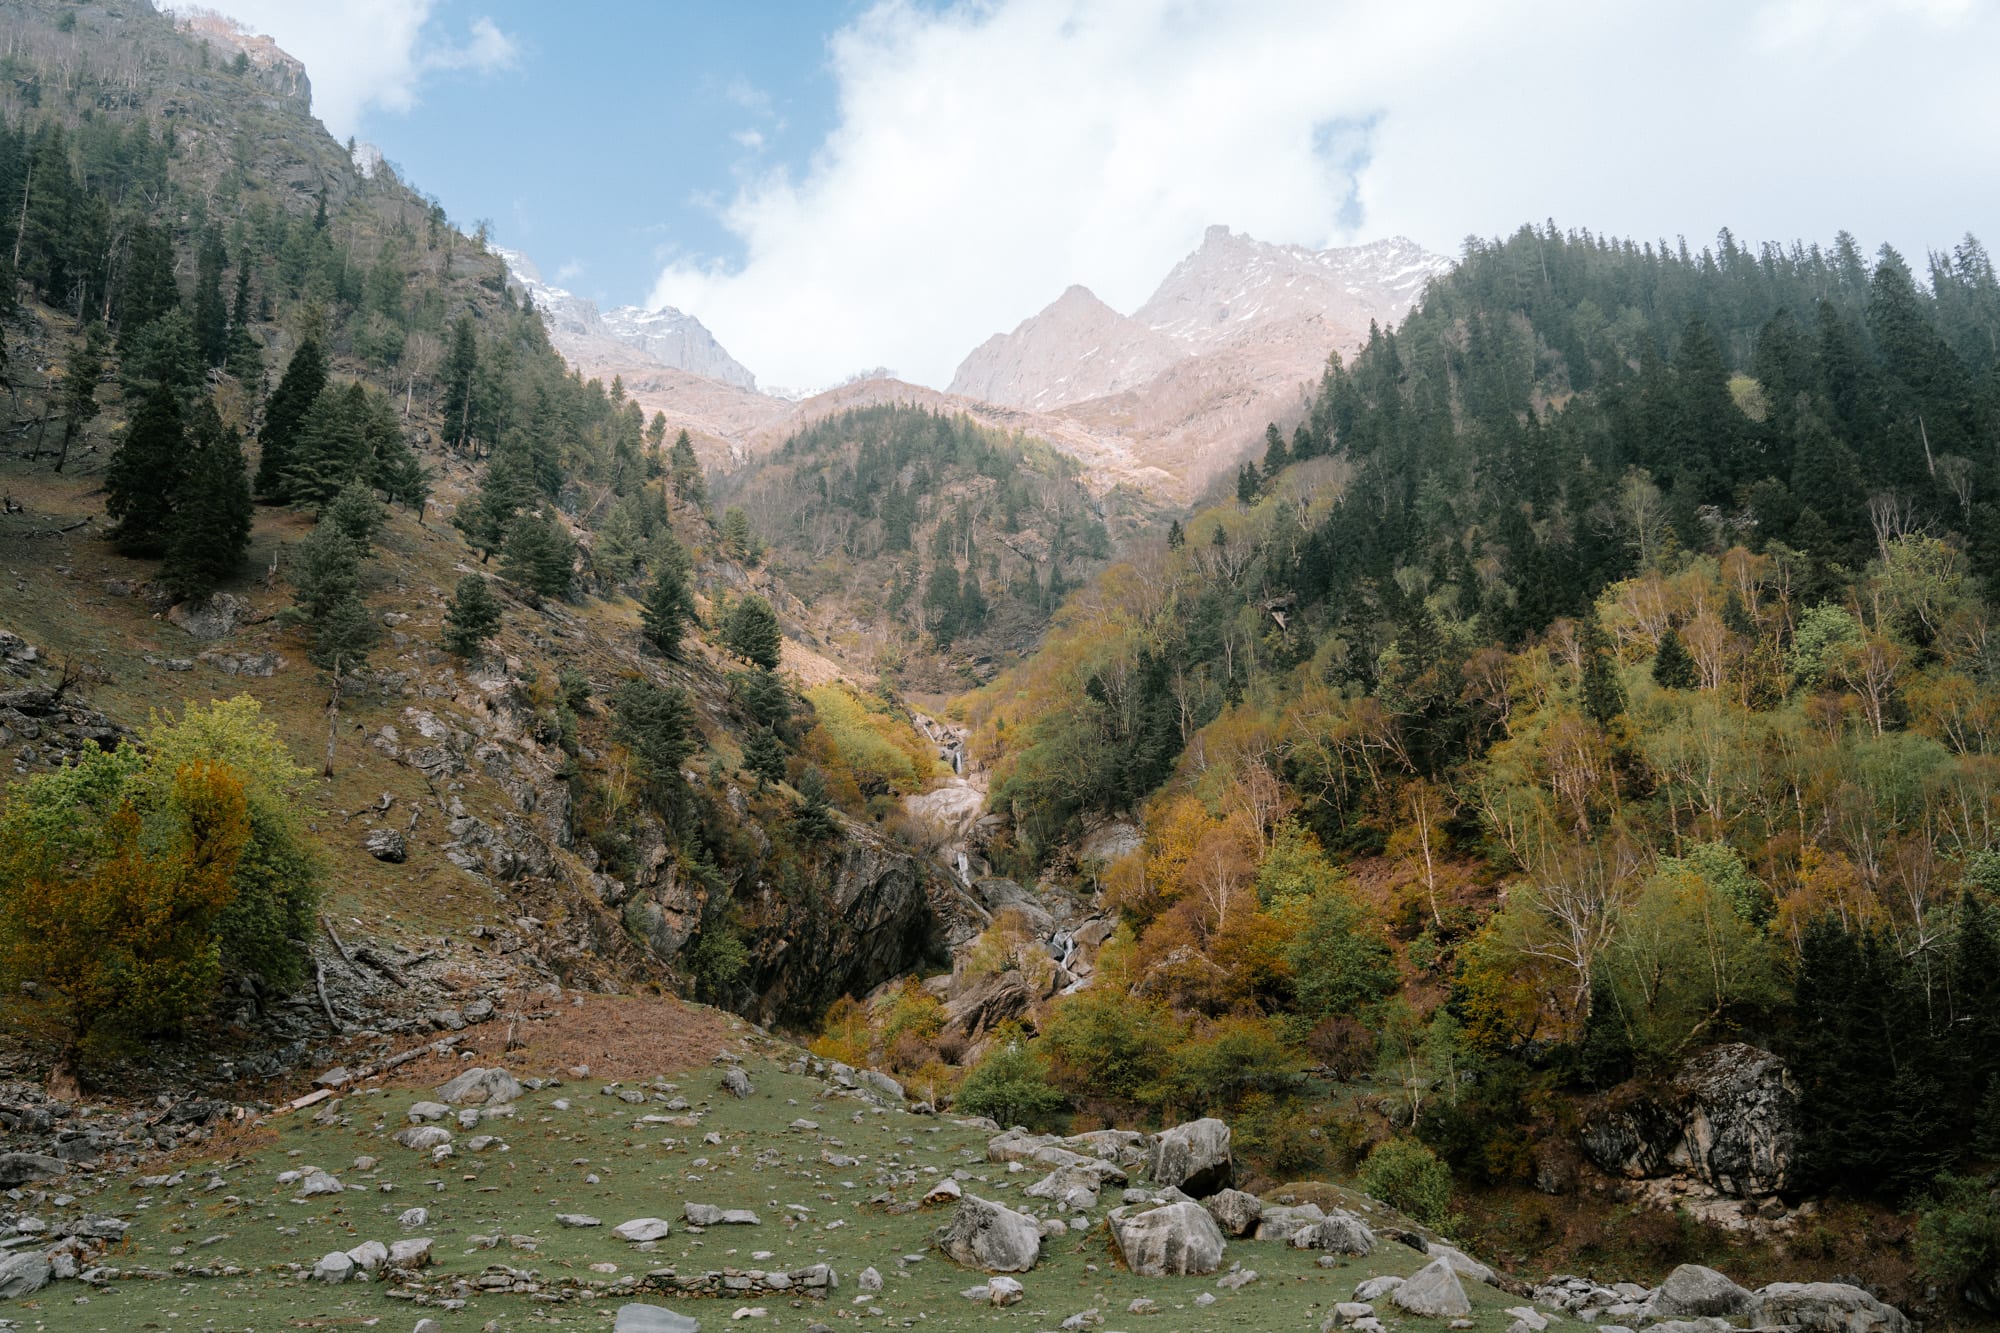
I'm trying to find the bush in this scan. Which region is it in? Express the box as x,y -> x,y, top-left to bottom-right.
953,1028 -> 1066,1130
1358,1137 -> 1454,1225
1919,1174 -> 2000,1303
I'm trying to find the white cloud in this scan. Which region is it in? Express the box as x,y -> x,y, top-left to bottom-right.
159,1 -> 518,140
648,0 -> 2000,392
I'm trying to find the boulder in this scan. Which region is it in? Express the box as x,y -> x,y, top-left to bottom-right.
297,1169 -> 344,1196
0,1252 -> 52,1299
615,1217 -> 674,1242
1253,1202 -> 1326,1243
1204,1188 -> 1264,1238
0,1152 -> 68,1188
987,1275 -> 1026,1306
1756,1283 -> 1910,1333
1108,1201 -> 1227,1276
167,593 -> 249,640
1650,1264 -> 1759,1319
437,1066 -> 522,1106
1392,1258 -> 1472,1318
857,1068 -> 904,1102
1357,1275 -> 1406,1302
1291,1211 -> 1376,1256
556,1213 -> 602,1228
388,1238 -> 434,1268
393,1126 -> 453,1152
1430,1242 -> 1496,1285
1023,1166 -> 1102,1211
1147,1118 -> 1233,1197
614,1305 -> 702,1333
924,1177 -> 963,1204
407,1101 -> 452,1123
934,1195 -> 1042,1273
313,1251 -> 355,1284
683,1203 -> 759,1226
1580,1044 -> 1797,1198
364,827 -> 407,863
721,1066 -> 754,1098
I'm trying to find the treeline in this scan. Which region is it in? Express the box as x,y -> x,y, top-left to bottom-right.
957,224 -> 2000,1211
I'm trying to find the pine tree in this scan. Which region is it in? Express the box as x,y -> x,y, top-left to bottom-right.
453,453 -> 529,561
255,338 -> 327,499
225,263 -> 262,383
105,380 -> 186,556
1579,610 -> 1625,725
440,315 -> 478,448
54,324 -> 104,473
792,765 -> 838,841
1166,518 -> 1185,550
596,498 -> 643,580
159,403 -> 252,601
287,520 -> 363,624
192,229 -> 229,367
1237,460 -> 1261,504
731,666 -> 791,734
721,506 -> 753,561
669,429 -> 704,503
500,513 -> 575,600
1651,626 -> 1697,690
1262,422 -> 1289,478
322,482 -> 385,553
117,222 -> 180,335
743,726 -> 786,790
441,574 -> 502,658
610,680 -> 698,789
282,383 -> 369,510
723,594 -> 782,670
640,539 -> 697,657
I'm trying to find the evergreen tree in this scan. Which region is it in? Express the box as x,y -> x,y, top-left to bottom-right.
120,309 -> 204,403
669,429 -> 704,503
116,222 -> 180,335
322,482 -> 385,553
255,337 -> 327,499
1166,518 -> 1185,550
721,505 -> 754,561
1578,610 -> 1625,725
500,513 -> 576,600
1237,460 -> 1261,504
731,666 -> 792,736
792,765 -> 838,841
105,380 -> 185,556
609,680 -> 698,789
225,263 -> 262,383
1651,626 -> 1698,690
596,498 -> 643,580
440,315 -> 478,448
287,520 -> 362,624
191,229 -> 228,367
743,726 -> 786,790
441,574 -> 502,658
640,539 -> 697,657
1262,422 -> 1289,478
159,403 -> 252,601
453,452 -> 529,561
723,594 -> 782,670
54,324 -> 104,472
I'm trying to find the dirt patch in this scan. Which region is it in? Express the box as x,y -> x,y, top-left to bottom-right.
369,989 -> 744,1090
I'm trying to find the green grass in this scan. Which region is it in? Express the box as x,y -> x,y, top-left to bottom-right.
9,1060 -> 1525,1332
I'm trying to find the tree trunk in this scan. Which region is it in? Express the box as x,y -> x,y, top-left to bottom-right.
323,666 -> 341,777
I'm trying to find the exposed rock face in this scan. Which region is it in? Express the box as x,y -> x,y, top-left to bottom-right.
1393,1257 -> 1473,1318
1147,1118 -> 1232,1197
1108,1200 -> 1227,1276
1756,1283 -> 1910,1333
1649,1263 -> 1759,1319
1581,1043 -> 1798,1197
363,827 -> 407,863
934,1195 -> 1042,1273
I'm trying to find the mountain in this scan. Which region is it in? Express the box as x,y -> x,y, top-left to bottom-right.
948,227 -> 1451,493
496,248 -> 759,389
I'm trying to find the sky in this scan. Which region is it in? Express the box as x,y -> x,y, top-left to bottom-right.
166,0 -> 2000,392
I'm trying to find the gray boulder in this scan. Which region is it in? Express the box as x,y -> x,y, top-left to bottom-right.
857,1069 -> 904,1102
393,1126 -> 453,1152
1147,1118 -> 1233,1197
0,1152 -> 67,1188
1392,1257 -> 1472,1318
1430,1241 -> 1497,1285
1204,1188 -> 1263,1238
1357,1275 -> 1406,1302
437,1066 -> 522,1106
1580,1043 -> 1797,1198
721,1066 -> 754,1098
313,1251 -> 355,1284
1650,1264 -> 1758,1319
1023,1166 -> 1102,1211
1253,1202 -> 1325,1243
614,1305 -> 702,1333
167,593 -> 248,640
615,1217 -> 674,1242
1108,1200 -> 1227,1276
934,1195 -> 1042,1273
682,1203 -> 759,1226
364,827 -> 407,863
388,1238 -> 434,1268
0,1252 -> 52,1299
1291,1210 -> 1376,1256
1756,1283 -> 1909,1333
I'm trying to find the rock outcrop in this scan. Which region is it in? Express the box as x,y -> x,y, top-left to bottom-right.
1581,1043 -> 1798,1197
1393,1257 -> 1473,1318
1147,1118 -> 1232,1197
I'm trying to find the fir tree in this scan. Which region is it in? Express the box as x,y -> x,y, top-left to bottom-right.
322,482 -> 385,553
159,403 -> 252,601
640,539 -> 697,658
743,726 -> 786,790
731,666 -> 792,735
792,765 -> 838,841
500,513 -> 575,600
1262,421 -> 1289,478
453,453 -> 529,561
282,383 -> 369,510
610,680 -> 698,790
255,338 -> 327,499
1579,610 -> 1625,725
225,263 -> 262,383
54,324 -> 104,473
669,429 -> 704,503
721,506 -> 753,561
1236,460 -> 1261,504
192,229 -> 228,367
1651,626 -> 1698,690
440,315 -> 478,448
441,574 -> 502,658
105,380 -> 185,556
287,520 -> 363,625
723,594 -> 782,670
1166,518 -> 1185,550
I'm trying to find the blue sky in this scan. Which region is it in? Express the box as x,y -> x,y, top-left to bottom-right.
178,1 -> 2000,392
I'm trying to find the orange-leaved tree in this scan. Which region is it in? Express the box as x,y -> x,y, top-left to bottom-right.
0,753 -> 250,1092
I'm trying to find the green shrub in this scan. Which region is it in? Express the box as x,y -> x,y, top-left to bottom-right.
1359,1137 -> 1454,1225
953,1027 -> 1066,1130
1919,1173 -> 2000,1301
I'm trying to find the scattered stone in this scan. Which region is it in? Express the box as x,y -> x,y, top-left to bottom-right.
1204,1188 -> 1263,1237
1145,1117 -> 1233,1197
364,827 -> 407,862
934,1195 -> 1042,1273
1217,1266 -> 1260,1289
614,1305 -> 702,1333
987,1275 -> 1025,1305
393,1126 -> 453,1152
556,1213 -> 602,1228
436,1066 -> 523,1106
0,1253 -> 52,1299
1651,1264 -> 1760,1319
407,1101 -> 452,1123
388,1238 -> 434,1269
1393,1258 -> 1473,1318
1357,1275 -> 1406,1302
313,1251 -> 356,1284
684,1203 -> 760,1226
347,1239 -> 389,1271
924,1177 -> 963,1204
0,1153 -> 67,1188
1108,1200 -> 1227,1276
615,1218 -> 673,1242
721,1067 -> 755,1098
1129,1296 -> 1159,1315
297,1169 -> 344,1196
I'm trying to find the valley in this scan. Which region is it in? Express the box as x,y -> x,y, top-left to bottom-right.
0,2 -> 1997,1331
